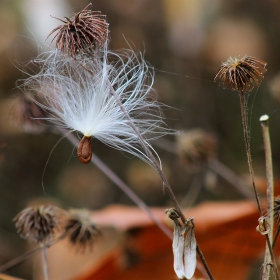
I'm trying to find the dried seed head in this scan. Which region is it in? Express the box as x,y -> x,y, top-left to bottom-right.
65,209 -> 101,251
12,92 -> 50,133
214,55 -> 267,93
77,136 -> 92,164
47,4 -> 109,57
14,205 -> 62,244
176,129 -> 217,170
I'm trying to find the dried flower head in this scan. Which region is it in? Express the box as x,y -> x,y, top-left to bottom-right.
21,48 -> 168,164
48,4 -> 108,57
11,92 -> 50,133
176,129 -> 217,170
65,209 -> 101,251
214,55 -> 267,93
14,205 -> 62,244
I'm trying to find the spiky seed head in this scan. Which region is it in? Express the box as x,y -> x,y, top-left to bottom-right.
214,55 -> 267,93
274,196 -> 280,225
12,92 -> 50,133
176,129 -> 217,170
14,205 -> 62,244
47,4 -> 109,57
65,209 -> 101,251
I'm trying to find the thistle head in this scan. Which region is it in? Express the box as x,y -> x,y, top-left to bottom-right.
65,209 -> 101,251
214,55 -> 267,93
274,196 -> 280,225
47,3 -> 109,57
176,129 -> 217,170
14,205 -> 62,245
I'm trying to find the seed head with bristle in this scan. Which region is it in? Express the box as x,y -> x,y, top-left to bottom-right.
214,55 -> 267,93
14,205 -> 62,244
21,47 -> 169,165
176,129 -> 217,170
65,209 -> 101,251
274,196 -> 280,225
47,3 -> 109,57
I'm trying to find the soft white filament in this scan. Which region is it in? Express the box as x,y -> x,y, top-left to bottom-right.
22,47 -> 169,162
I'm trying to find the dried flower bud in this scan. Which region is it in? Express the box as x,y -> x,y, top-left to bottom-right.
65,209 -> 101,251
14,205 -> 62,244
176,129 -> 217,170
214,55 -> 267,93
11,92 -> 50,133
166,212 -> 196,280
48,4 -> 109,57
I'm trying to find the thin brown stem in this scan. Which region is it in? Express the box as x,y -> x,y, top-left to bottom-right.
239,92 -> 263,215
108,85 -> 186,222
265,234 -> 280,280
196,244 -> 215,280
260,115 -> 275,280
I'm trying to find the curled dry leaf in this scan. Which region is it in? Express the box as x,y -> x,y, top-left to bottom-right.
256,217 -> 270,235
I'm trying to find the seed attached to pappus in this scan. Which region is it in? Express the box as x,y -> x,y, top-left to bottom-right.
78,136 -> 92,164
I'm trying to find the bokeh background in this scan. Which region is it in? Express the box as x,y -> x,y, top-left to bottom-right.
1,0 -> 280,279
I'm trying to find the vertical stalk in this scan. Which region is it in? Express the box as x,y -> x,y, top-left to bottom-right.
239,92 -> 263,215
239,94 -> 279,280
260,115 -> 275,280
42,245 -> 49,280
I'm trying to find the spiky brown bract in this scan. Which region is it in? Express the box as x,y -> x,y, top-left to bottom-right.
176,129 -> 217,170
65,209 -> 101,251
214,55 -> 267,93
274,196 -> 280,225
48,4 -> 109,57
14,205 -> 61,244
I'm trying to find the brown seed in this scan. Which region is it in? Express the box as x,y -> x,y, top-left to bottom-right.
77,136 -> 92,164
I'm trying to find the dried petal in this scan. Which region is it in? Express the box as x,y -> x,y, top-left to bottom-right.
184,218 -> 196,279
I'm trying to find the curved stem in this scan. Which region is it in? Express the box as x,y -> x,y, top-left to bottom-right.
239,92 -> 262,215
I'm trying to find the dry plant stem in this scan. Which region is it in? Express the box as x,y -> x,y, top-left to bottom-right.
239,92 -> 263,215
154,138 -> 254,199
60,128 -> 172,240
0,225 -> 80,273
210,159 -> 254,199
239,95 -> 279,279
0,247 -> 42,272
273,228 -> 280,248
265,234 -> 280,280
42,245 -> 49,280
108,86 -> 215,279
196,244 -> 215,280
260,116 -> 275,280
108,85 -> 186,223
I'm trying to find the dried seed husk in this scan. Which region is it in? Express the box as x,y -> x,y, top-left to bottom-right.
78,136 -> 92,164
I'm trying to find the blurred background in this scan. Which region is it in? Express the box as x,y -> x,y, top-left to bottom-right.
1,0 -> 280,279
